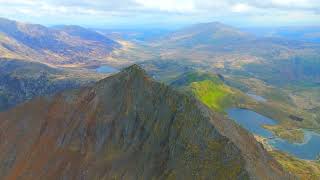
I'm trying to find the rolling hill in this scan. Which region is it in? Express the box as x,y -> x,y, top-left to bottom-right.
0,18 -> 120,66
156,22 -> 253,47
53,25 -> 118,46
0,65 -> 290,179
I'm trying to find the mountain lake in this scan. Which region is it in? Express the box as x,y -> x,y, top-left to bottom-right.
227,108 -> 320,160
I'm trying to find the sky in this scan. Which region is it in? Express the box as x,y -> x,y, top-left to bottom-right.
0,0 -> 319,28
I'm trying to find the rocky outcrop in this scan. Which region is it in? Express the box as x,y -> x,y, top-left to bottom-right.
0,65 -> 291,179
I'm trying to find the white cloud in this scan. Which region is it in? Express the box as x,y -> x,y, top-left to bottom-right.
271,0 -> 310,7
134,0 -> 195,12
0,0 -> 319,26
231,3 -> 252,13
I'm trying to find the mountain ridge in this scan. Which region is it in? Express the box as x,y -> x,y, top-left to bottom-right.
154,21 -> 253,46
0,64 -> 290,179
0,17 -> 120,66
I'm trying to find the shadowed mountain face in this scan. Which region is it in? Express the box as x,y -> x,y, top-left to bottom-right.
0,58 -> 104,112
54,25 -> 118,46
0,65 -> 289,179
0,18 -> 120,65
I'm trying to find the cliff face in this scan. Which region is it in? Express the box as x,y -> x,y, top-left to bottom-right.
0,65 -> 289,179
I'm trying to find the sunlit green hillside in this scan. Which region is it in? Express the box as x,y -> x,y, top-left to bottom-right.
170,71 -> 250,112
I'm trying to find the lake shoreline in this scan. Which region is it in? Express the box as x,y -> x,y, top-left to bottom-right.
228,108 -> 320,160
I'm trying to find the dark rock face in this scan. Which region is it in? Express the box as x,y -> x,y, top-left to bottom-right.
0,65 -> 290,179
0,72 -> 82,111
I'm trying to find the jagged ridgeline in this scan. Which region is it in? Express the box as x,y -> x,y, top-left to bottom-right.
0,65 -> 290,179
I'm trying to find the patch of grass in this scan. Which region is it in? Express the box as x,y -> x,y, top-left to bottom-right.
190,80 -> 233,112
170,71 -> 244,112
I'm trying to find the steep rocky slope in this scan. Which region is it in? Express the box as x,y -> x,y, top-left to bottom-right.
0,65 -> 290,179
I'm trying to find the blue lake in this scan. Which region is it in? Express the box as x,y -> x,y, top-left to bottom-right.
227,108 -> 320,160
96,65 -> 118,74
228,108 -> 277,138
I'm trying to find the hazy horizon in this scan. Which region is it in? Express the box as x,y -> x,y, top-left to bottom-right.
2,16 -> 320,31
0,0 -> 320,29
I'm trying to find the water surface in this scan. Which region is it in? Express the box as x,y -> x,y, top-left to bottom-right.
270,131 -> 320,160
96,65 -> 118,73
227,108 -> 320,160
227,108 -> 276,138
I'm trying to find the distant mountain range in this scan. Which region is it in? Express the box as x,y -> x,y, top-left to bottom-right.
0,18 -> 120,66
154,21 -> 319,54
0,65 -> 290,179
155,22 -> 253,46
147,21 -> 320,85
0,18 -> 141,113
243,26 -> 320,43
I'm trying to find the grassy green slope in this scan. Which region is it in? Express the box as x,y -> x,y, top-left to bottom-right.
190,80 -> 233,112
170,71 -> 252,112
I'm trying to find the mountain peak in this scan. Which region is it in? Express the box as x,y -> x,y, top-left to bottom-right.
122,64 -> 147,76
96,64 -> 149,88
0,64 -> 289,179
